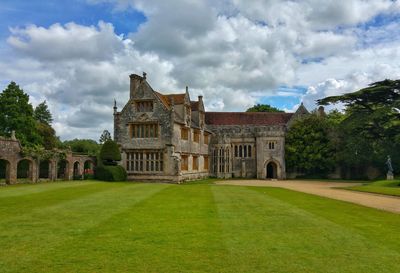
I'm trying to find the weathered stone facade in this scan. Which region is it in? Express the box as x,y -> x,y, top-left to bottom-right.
114,73 -> 308,182
0,135 -> 95,185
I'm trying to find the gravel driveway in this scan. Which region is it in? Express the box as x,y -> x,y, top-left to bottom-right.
217,180 -> 400,214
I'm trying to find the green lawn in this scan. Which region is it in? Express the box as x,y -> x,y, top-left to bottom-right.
1,181 -> 400,273
345,179 -> 400,197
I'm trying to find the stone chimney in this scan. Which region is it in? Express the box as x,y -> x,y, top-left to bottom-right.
129,73 -> 144,99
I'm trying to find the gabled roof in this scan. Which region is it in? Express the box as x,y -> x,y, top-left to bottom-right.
154,91 -> 186,109
205,112 -> 293,126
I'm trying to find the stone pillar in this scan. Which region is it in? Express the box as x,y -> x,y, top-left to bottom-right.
31,160 -> 38,183
79,161 -> 84,179
9,159 -> 17,184
50,160 -> 57,181
66,161 -> 73,180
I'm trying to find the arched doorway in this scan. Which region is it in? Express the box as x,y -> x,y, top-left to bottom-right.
57,160 -> 69,179
266,161 -> 278,179
83,160 -> 94,178
17,159 -> 33,181
39,160 -> 51,179
0,159 -> 10,184
73,161 -> 81,180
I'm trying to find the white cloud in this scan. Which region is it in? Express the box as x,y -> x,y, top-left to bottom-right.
1,0 -> 400,140
8,21 -> 123,61
1,22 -> 176,140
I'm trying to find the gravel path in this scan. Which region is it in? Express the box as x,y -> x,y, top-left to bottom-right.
217,180 -> 400,214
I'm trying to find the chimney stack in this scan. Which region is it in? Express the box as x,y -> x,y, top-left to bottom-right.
129,73 -> 144,99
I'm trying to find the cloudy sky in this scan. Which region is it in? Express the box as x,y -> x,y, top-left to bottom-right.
1,0 -> 400,141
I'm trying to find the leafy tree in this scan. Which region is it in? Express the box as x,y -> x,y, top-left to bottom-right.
34,100 -> 53,125
318,79 -> 400,176
0,82 -> 40,146
100,140 -> 121,164
246,104 -> 283,112
285,114 -> 336,176
36,122 -> 60,150
99,130 -> 112,144
63,139 -> 100,156
317,79 -> 400,140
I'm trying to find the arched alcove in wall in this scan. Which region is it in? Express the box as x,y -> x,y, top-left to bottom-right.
0,159 -> 11,184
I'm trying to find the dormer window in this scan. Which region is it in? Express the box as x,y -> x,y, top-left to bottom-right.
136,101 -> 153,112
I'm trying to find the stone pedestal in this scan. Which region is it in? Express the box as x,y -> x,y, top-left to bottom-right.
387,172 -> 394,180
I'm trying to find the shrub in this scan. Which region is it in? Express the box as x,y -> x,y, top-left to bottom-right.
95,165 -> 127,182
99,140 -> 121,164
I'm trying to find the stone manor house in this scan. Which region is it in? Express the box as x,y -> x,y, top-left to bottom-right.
114,73 -> 309,182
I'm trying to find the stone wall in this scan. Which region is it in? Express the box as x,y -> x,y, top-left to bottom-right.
208,124 -> 287,179
0,136 -> 95,185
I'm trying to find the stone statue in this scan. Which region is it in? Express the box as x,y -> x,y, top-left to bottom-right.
386,155 -> 394,180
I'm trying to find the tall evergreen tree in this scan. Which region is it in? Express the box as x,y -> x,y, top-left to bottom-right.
0,82 -> 40,145
99,130 -> 112,144
34,100 -> 53,125
318,79 -> 400,176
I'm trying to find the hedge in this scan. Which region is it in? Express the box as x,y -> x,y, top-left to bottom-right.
95,165 -> 127,182
100,140 -> 121,163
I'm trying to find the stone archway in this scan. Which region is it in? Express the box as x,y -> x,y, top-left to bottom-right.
17,159 -> 33,181
265,161 -> 278,179
73,161 -> 81,180
57,159 -> 69,179
0,159 -> 11,184
39,160 -> 52,179
83,160 -> 94,178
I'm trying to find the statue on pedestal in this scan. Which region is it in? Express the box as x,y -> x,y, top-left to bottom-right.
386,155 -> 394,180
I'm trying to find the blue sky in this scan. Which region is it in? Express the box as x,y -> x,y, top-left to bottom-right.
0,0 -> 146,38
0,0 -> 399,140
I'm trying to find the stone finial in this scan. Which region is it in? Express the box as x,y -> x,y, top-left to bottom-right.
143,72 -> 147,79
11,130 -> 16,140
113,99 -> 117,114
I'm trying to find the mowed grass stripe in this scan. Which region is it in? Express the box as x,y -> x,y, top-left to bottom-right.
0,181 -> 118,218
0,182 -> 169,273
250,186 -> 400,252
212,185 -> 400,273
40,184 -> 228,273
0,181 -> 94,198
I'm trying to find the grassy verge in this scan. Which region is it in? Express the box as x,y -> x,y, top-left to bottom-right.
344,179 -> 400,197
1,181 -> 400,272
